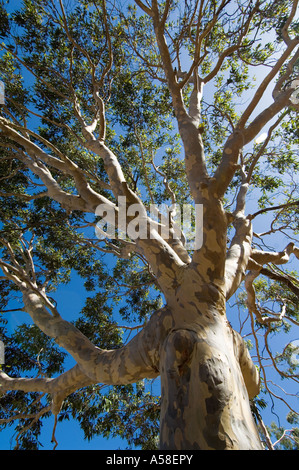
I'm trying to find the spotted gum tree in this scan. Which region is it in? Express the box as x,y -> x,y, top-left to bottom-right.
0,0 -> 298,450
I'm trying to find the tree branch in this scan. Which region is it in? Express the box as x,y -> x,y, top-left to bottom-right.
250,242 -> 299,266
134,0 -> 154,17
147,6 -> 209,201
213,84 -> 298,198
259,266 -> 299,298
279,0 -> 299,46
237,37 -> 299,129
245,270 -> 287,325
0,365 -> 92,416
0,304 -> 176,426
212,22 -> 299,198
249,200 -> 299,221
203,1 -> 260,84
225,168 -> 253,299
0,252 -> 175,387
244,238 -> 299,327
0,117 -> 116,213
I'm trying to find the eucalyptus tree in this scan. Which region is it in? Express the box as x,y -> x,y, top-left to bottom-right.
0,0 -> 298,450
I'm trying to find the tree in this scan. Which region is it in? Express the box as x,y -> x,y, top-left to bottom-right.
0,0 -> 298,450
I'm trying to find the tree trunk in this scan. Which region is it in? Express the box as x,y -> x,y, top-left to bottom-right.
159,305 -> 263,450
1,247 -> 264,451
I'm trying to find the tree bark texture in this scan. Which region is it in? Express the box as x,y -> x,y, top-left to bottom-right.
159,326 -> 262,450
0,285 -> 262,450
0,112 -> 265,449
2,0 -> 299,450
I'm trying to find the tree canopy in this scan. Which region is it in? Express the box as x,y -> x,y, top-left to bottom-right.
0,0 -> 298,450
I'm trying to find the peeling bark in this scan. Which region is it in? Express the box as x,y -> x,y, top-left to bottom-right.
1,280 -> 262,450
159,323 -> 262,450
1,0 -> 298,451
0,174 -> 265,449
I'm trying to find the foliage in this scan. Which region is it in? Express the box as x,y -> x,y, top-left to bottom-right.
0,0 -> 298,450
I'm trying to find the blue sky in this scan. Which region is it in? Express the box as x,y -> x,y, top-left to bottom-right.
0,0 -> 298,451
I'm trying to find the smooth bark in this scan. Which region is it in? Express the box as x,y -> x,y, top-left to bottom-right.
1,0 -> 299,450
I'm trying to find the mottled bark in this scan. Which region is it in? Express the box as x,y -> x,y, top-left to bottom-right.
1,0 -> 298,451
0,277 -> 262,449
0,111 -> 264,450
158,263 -> 262,450
159,326 -> 262,450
